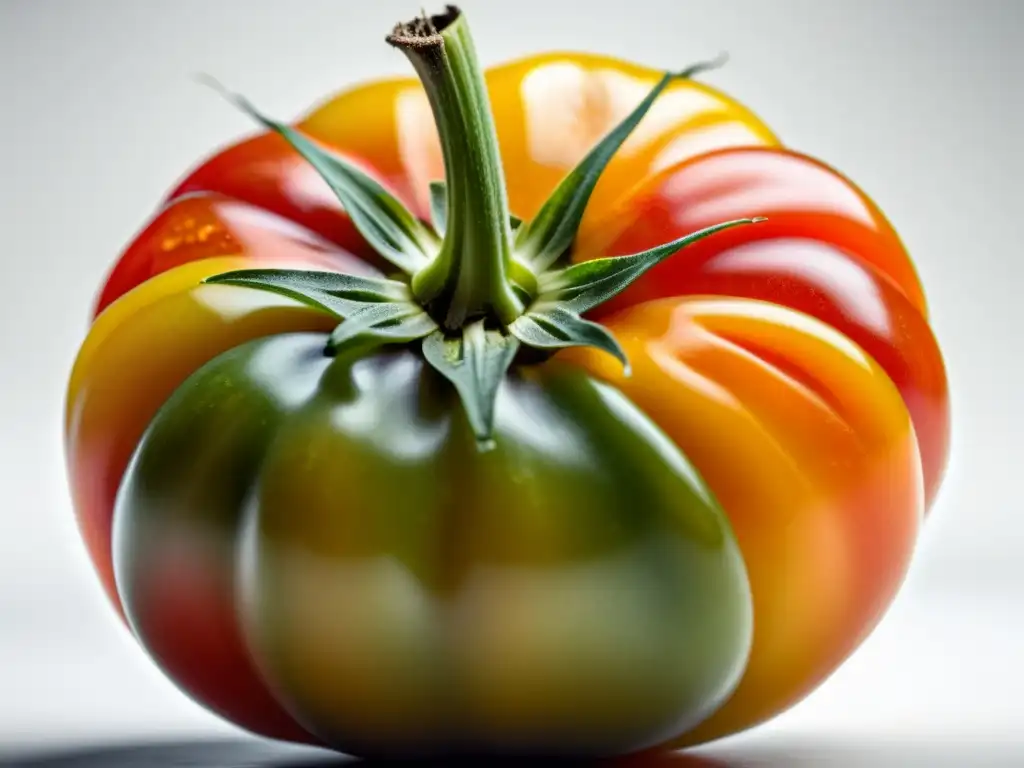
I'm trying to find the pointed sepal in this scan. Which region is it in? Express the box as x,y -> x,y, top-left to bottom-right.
200,76 -> 437,274
204,269 -> 413,317
538,217 -> 765,313
422,321 -> 520,450
514,55 -> 729,272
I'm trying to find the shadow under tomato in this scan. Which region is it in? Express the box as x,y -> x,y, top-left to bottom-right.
0,738 -> 729,768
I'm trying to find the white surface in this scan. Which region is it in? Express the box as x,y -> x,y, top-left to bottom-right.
3,574 -> 1021,758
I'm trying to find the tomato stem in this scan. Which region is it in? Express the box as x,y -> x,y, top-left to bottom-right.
388,6 -> 524,331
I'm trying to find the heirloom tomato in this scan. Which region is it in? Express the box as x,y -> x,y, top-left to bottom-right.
65,5 -> 948,760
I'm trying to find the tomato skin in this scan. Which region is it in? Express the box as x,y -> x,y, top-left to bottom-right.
168,134 -> 373,255
115,336 -> 752,758
92,194 -> 366,316
566,296 -> 923,746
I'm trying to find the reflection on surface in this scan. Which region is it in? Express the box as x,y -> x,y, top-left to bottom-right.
0,737 -> 723,767
6,735 -> 1024,767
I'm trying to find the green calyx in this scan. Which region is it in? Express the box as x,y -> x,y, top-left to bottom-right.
203,5 -> 762,447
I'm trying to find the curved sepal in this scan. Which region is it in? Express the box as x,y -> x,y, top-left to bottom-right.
510,306 -> 629,373
328,303 -> 437,354
205,269 -> 413,317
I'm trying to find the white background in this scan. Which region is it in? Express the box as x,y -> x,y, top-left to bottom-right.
1,0 -> 1021,764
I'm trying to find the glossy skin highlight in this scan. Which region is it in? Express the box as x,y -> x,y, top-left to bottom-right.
66,49 -> 949,753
